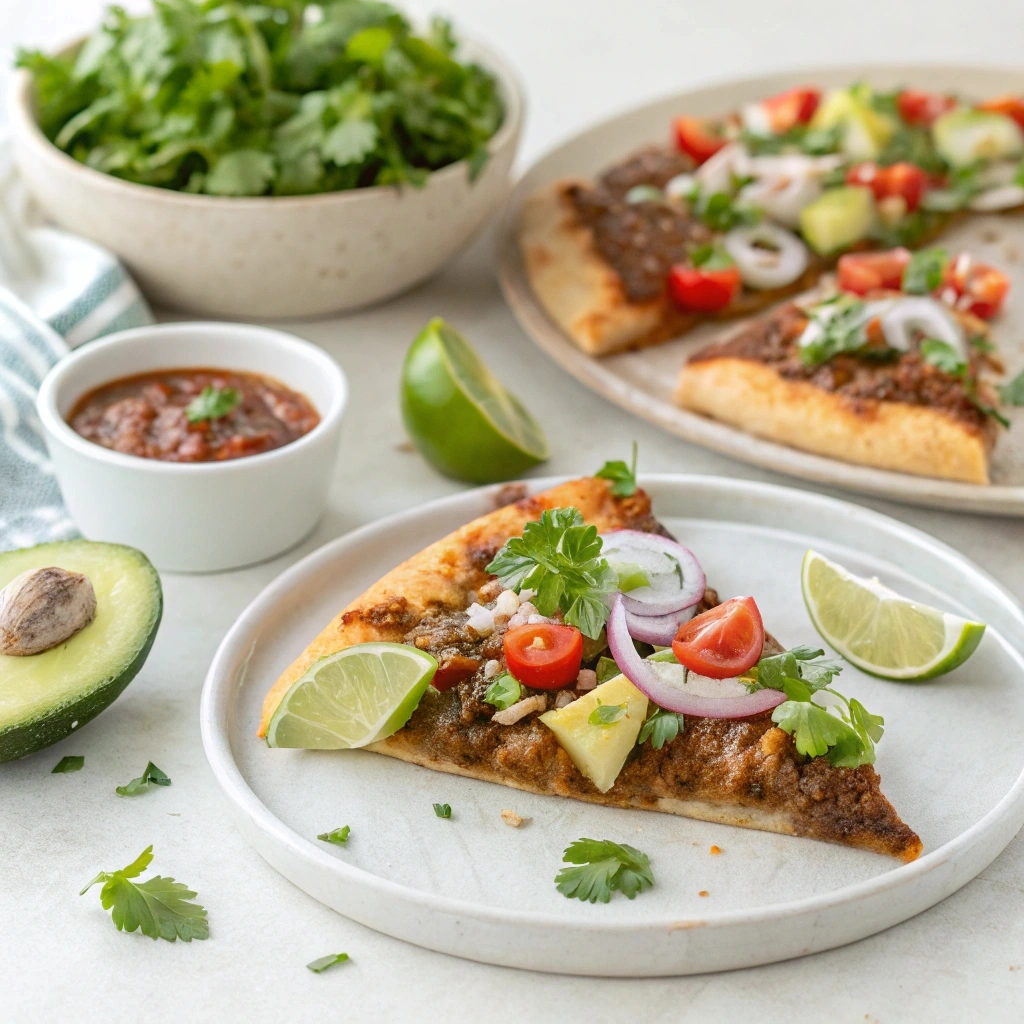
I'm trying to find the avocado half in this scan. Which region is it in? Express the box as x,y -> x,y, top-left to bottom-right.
0,540 -> 162,763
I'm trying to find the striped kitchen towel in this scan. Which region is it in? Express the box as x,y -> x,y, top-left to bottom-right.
0,151 -> 152,550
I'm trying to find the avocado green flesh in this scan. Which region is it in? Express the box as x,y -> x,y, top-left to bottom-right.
0,540 -> 162,763
800,186 -> 876,255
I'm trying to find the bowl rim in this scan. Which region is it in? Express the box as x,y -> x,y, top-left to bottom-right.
36,321 -> 349,474
8,31 -> 524,209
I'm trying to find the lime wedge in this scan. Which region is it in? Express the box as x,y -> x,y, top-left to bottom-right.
400,317 -> 549,483
266,643 -> 437,749
801,550 -> 985,681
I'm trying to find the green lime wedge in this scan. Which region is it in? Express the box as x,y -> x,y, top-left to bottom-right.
266,643 -> 437,749
801,550 -> 986,681
400,317 -> 549,483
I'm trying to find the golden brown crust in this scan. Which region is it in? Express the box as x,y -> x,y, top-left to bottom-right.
676,356 -> 994,484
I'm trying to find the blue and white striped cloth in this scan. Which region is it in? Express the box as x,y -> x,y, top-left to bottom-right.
0,148 -> 152,550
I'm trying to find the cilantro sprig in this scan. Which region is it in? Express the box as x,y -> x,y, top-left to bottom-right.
555,839 -> 654,903
902,247 -> 949,295
920,340 -> 1010,428
595,443 -> 638,497
116,761 -> 171,796
744,647 -> 883,767
486,507 -> 619,639
185,386 -> 241,424
798,295 -> 882,367
81,846 -> 208,942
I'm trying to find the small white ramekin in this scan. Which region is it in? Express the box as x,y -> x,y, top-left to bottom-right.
36,322 -> 347,572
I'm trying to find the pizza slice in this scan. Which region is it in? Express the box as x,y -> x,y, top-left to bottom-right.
675,248 -> 1008,484
259,475 -> 922,862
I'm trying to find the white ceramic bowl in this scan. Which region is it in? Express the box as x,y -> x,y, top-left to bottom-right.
36,323 -> 347,572
8,39 -> 523,318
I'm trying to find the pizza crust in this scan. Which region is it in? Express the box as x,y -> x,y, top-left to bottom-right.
676,356 -> 994,484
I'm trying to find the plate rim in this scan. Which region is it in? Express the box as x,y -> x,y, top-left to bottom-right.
496,61 -> 1024,517
200,473 -> 1024,967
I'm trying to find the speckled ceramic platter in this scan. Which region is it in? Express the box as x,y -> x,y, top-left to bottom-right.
201,475 -> 1024,976
496,65 -> 1024,516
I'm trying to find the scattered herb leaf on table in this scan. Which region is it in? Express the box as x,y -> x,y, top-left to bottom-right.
116,761 -> 171,796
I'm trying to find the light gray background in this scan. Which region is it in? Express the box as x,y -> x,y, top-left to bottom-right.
2,1 -> 1023,1021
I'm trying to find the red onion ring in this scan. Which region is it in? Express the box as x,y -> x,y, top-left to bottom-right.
606,596 -> 786,719
624,604 -> 696,646
600,530 -> 706,617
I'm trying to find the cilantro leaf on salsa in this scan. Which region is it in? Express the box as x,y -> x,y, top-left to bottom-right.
17,0 -> 503,197
185,385 -> 241,424
797,295 -> 877,367
555,839 -> 654,903
595,443 -> 638,497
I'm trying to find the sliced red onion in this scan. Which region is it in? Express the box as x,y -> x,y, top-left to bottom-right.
723,223 -> 810,290
606,597 -> 785,719
600,530 -> 705,617
624,605 -> 696,645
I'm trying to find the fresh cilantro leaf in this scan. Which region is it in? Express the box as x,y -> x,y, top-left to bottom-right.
204,150 -> 276,197
922,165 -> 981,212
486,507 -> 619,638
638,707 -> 684,749
433,803 -> 452,819
80,846 -> 208,942
878,125 -> 946,176
739,123 -> 842,157
555,839 -> 654,903
595,442 -> 638,497
588,702 -> 627,727
689,243 -> 735,270
771,701 -> 863,760
999,369 -> 1024,406
484,673 -> 522,711
322,120 -> 378,166
595,656 -> 622,685
798,295 -> 880,367
902,248 -> 949,294
116,761 -> 171,796
921,338 -> 967,376
185,386 -> 240,424
52,755 -> 84,773
307,953 -> 350,974
317,827 -> 351,845
695,190 -> 761,232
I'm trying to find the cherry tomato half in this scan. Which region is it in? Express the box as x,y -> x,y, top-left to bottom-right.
503,623 -> 583,690
761,86 -> 821,133
977,94 -> 1024,130
846,162 -> 929,212
942,257 -> 1011,320
668,263 -> 742,313
673,115 -> 731,165
837,248 -> 912,295
897,89 -> 957,127
671,597 -> 765,679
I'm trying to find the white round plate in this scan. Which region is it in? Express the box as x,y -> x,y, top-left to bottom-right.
496,64 -> 1024,517
201,475 -> 1024,976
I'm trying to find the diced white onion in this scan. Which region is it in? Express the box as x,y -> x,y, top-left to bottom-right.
739,174 -> 822,227
665,173 -> 698,202
466,603 -> 495,637
879,297 -> 967,357
527,614 -> 547,624
576,669 -> 598,691
741,102 -> 773,137
483,659 -> 501,680
494,589 -> 520,617
723,223 -> 810,290
492,695 -> 547,726
554,691 -> 577,709
518,601 -> 538,619
519,589 -> 537,602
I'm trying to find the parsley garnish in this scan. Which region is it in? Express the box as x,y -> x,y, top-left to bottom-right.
638,707 -> 685,749
80,846 -> 208,942
433,803 -> 452,819
744,647 -> 882,767
999,368 -> 1024,406
486,507 -> 619,639
555,839 -> 654,903
588,702 -> 627,727
921,340 -> 1011,428
484,673 -> 522,711
307,953 -> 350,974
902,248 -> 949,295
51,755 -> 84,773
798,296 -> 879,367
318,826 -> 351,846
595,442 -> 638,497
116,761 -> 171,796
185,386 -> 241,424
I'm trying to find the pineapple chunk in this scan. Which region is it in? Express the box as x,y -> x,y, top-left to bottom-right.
539,674 -> 648,793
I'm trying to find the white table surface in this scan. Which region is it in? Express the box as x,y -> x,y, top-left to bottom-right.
3,1 -> 1024,1020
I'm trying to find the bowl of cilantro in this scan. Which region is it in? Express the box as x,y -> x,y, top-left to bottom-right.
9,0 -> 522,318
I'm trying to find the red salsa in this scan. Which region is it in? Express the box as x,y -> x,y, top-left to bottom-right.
68,367 -> 320,463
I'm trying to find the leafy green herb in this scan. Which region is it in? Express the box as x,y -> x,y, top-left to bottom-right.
971,334 -> 996,354
689,243 -> 735,270
920,341 -> 1011,428
798,295 -> 878,367
51,755 -> 84,773
595,443 -> 639,497
637,707 -> 684,749
80,846 -> 208,942
998,368 -> 1024,406
694,190 -> 761,232
486,507 -> 619,639
595,656 -> 622,685
185,385 -> 240,424
922,165 -> 981,212
483,673 -> 522,711
739,123 -> 842,157
18,1 -> 503,196
555,839 -> 654,903
317,826 -> 351,846
116,761 -> 171,796
878,125 -> 946,175
588,702 -> 626,727
745,647 -> 882,767
306,952 -> 350,974
433,802 -> 452,819
902,248 -> 949,294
